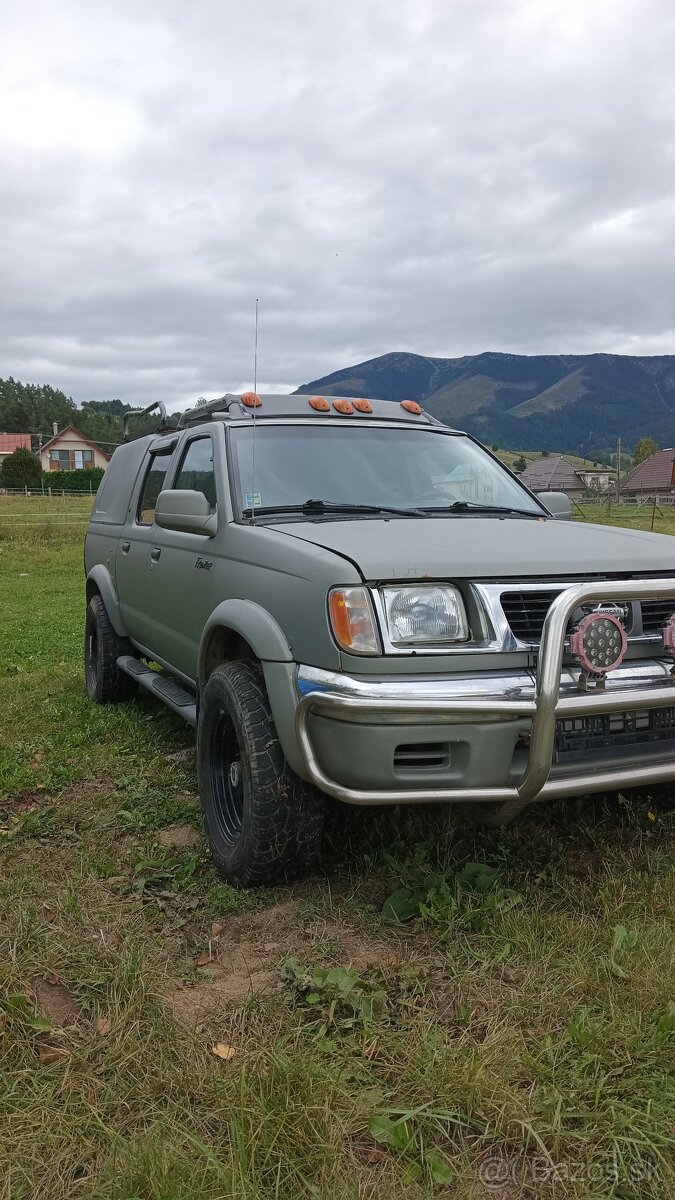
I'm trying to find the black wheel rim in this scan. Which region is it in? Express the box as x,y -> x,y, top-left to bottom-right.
209,708 -> 245,846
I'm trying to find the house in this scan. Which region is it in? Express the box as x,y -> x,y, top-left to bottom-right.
439,464 -> 499,503
620,449 -> 675,497
38,425 -> 110,472
0,433 -> 32,460
518,456 -> 613,497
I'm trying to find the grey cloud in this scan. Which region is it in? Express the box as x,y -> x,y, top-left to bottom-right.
2,0 -> 675,408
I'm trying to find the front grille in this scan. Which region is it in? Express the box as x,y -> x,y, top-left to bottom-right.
641,600 -> 675,635
393,743 -> 449,771
500,590 -> 638,644
500,590 -> 562,642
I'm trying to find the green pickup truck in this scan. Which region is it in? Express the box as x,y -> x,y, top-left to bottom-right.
84,393 -> 675,884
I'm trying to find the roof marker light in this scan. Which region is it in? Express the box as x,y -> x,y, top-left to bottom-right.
353,398 -> 373,413
242,391 -> 262,408
401,400 -> 422,414
309,396 -> 330,411
333,399 -> 354,414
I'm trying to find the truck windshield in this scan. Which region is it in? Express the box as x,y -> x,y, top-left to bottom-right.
229,425 -> 543,518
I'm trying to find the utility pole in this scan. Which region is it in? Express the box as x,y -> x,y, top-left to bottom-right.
615,436 -> 621,502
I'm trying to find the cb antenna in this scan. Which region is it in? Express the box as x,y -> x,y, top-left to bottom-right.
250,298 -> 259,524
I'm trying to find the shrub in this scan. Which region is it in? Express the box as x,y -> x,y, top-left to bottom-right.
41,467 -> 105,493
0,448 -> 42,489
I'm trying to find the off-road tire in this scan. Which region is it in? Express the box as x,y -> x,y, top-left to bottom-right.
84,594 -> 137,704
198,660 -> 324,886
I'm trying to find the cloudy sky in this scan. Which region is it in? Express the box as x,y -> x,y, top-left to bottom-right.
2,0 -> 675,408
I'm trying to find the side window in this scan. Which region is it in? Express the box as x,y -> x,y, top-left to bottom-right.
137,453 -> 172,525
173,438 -> 217,513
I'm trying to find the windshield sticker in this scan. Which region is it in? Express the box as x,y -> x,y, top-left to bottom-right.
245,492 -> 262,507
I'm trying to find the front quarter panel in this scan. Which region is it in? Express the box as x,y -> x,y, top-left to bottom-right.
201,523 -> 362,675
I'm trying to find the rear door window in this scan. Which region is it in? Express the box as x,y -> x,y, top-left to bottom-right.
137,453 -> 172,525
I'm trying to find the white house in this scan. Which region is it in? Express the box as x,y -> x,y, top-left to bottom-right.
39,425 -> 110,472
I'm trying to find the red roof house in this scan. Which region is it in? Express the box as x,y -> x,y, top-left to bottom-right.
0,433 -> 32,457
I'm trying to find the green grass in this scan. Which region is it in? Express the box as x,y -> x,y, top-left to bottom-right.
576,499 -> 675,535
0,504 -> 674,1198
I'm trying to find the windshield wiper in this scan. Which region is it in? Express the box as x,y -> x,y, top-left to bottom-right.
417,501 -> 542,518
241,498 -> 424,519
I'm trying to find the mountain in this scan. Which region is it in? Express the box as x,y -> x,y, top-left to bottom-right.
295,352 -> 675,456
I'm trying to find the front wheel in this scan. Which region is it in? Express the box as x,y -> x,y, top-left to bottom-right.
197,661 -> 324,886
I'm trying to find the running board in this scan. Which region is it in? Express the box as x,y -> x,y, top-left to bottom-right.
117,656 -> 197,726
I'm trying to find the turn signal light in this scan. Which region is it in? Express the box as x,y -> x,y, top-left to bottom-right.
328,587 -> 379,654
309,396 -> 330,411
333,399 -> 354,414
242,392 -> 262,407
401,400 -> 422,415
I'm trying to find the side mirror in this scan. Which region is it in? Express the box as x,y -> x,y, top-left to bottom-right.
154,489 -> 217,535
537,490 -> 572,521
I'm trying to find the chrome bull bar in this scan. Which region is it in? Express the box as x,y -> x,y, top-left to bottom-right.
295,578 -> 675,812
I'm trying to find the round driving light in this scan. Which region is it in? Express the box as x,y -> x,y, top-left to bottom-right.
569,611 -> 627,674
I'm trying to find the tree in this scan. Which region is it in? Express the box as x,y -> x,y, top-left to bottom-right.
513,455 -> 527,473
0,377 -> 76,435
633,437 -> 658,466
0,447 -> 42,489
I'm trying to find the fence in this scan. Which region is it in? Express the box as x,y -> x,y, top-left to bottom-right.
0,482 -> 98,496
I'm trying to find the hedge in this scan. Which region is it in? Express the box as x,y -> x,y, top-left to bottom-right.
40,468 -> 105,493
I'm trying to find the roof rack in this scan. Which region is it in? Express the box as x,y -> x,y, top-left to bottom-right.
179,395 -> 236,428
177,392 -> 447,429
123,400 -> 179,442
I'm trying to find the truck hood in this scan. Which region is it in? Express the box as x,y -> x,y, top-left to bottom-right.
274,517 -> 675,581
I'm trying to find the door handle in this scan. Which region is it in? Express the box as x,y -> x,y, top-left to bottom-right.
121,541 -> 130,555
150,547 -> 161,563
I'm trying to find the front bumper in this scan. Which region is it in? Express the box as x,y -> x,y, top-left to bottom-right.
295,578 -> 675,810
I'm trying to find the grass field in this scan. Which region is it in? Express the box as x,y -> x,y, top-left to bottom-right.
1,500 -> 674,1199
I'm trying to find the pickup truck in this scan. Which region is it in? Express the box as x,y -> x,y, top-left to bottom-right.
84,393 -> 675,885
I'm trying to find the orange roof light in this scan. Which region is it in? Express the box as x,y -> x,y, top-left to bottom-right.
353,398 -> 373,413
333,399 -> 354,414
309,396 -> 330,411
401,400 -> 422,415
242,391 -> 262,408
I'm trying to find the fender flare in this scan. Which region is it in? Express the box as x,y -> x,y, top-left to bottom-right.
199,599 -> 293,679
86,565 -> 127,637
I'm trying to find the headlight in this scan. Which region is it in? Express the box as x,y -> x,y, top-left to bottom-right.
381,585 -> 468,646
328,587 -> 380,654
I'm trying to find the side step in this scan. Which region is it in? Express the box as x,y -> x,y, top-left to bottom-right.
117,655 -> 197,727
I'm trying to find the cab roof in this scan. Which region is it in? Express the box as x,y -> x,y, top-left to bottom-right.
180,392 -> 450,429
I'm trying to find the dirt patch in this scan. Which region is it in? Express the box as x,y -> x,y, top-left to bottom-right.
33,976 -> 82,1028
0,790 -> 46,816
155,824 -> 200,850
165,901 -> 403,1027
